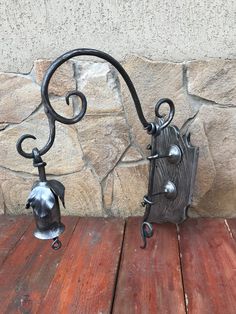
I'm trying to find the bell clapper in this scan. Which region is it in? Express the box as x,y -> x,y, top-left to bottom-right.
51,237 -> 62,250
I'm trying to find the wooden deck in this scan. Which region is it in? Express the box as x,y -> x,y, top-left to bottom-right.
0,216 -> 235,314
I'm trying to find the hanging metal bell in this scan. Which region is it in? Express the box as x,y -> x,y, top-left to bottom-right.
26,179 -> 65,249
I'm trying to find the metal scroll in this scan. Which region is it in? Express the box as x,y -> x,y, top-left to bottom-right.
15,48 -> 198,250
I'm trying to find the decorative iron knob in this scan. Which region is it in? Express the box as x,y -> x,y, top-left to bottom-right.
142,180 -> 177,207
163,181 -> 177,200
147,144 -> 182,164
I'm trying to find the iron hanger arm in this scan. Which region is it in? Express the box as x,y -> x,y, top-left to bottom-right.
16,48 -> 174,159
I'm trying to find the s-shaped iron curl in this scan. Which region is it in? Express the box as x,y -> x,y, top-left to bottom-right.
16,48 -> 175,159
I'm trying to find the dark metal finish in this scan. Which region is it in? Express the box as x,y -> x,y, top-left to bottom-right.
16,49 -> 175,160
141,114 -> 199,247
26,149 -> 65,249
147,144 -> 182,164
140,222 -> 153,249
15,48 -> 198,250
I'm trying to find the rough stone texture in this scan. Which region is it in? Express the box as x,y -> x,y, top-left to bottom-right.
0,167 -> 103,216
0,183 -> 4,214
49,97 -> 75,120
76,115 -> 130,180
0,73 -> 41,123
121,145 -> 143,162
121,56 -> 194,155
0,108 -> 84,175
0,56 -> 236,218
1,1 -> 235,72
75,62 -> 123,114
188,117 -> 216,206
187,60 -> 236,105
58,169 -> 103,216
0,168 -> 35,215
111,162 -> 149,217
0,124 -> 8,131
188,105 -> 236,218
103,172 -> 114,210
34,59 -> 76,96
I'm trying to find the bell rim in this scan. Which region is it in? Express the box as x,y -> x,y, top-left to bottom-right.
33,223 -> 65,240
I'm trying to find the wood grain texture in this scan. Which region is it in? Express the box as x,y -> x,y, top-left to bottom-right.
113,217 -> 186,314
1,216 -> 235,313
179,219 -> 236,314
0,215 -> 32,267
0,216 -> 78,314
38,218 -> 125,314
147,119 -> 198,224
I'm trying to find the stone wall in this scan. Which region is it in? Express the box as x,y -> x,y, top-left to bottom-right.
0,57 -> 236,218
1,0 -> 235,72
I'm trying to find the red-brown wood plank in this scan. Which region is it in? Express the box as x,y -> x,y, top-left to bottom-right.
227,218 -> 236,240
113,217 -> 186,314
0,216 -> 78,314
0,215 -> 32,266
38,217 -> 125,314
179,219 -> 236,314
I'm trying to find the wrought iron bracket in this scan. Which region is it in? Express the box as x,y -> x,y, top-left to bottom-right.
141,113 -> 199,248
16,48 -> 198,250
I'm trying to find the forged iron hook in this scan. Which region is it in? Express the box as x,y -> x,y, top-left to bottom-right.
51,237 -> 62,250
140,221 -> 153,249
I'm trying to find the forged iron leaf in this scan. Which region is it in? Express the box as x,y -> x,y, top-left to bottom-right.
48,179 -> 65,207
26,182 -> 56,218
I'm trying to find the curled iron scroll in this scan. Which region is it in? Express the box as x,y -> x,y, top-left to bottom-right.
16,48 -> 175,158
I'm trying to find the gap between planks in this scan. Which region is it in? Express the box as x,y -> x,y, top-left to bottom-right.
37,217 -> 125,314
178,218 -> 236,314
176,224 -> 188,314
112,217 -> 186,314
0,216 -> 80,314
110,219 -> 127,312
0,215 -> 32,267
1,215 -> 235,314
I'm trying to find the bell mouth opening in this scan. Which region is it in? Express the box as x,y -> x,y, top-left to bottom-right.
33,223 -> 65,240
